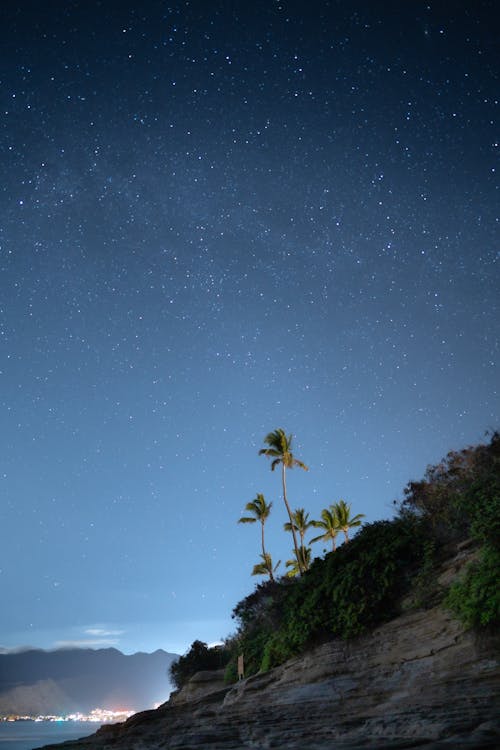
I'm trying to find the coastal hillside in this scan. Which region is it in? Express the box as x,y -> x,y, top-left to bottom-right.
0,648 -> 177,715
35,552 -> 500,749
37,434 -> 500,748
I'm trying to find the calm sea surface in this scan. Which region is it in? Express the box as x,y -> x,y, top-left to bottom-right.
0,722 -> 96,750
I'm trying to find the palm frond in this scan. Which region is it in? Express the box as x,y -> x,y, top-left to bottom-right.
252,562 -> 269,576
262,429 -> 287,450
259,428 -> 308,472
309,507 -> 340,550
285,545 -> 311,576
309,532 -> 327,544
258,448 -> 281,457
238,494 -> 273,524
251,552 -> 281,578
284,508 -> 313,535
330,499 -> 365,542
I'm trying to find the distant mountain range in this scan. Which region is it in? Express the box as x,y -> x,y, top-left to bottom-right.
0,647 -> 178,715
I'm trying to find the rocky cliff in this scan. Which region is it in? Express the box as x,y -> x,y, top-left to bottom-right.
37,545 -> 500,750
37,606 -> 499,749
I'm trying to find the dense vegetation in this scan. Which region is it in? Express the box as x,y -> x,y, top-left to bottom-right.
170,431 -> 499,689
227,515 -> 425,677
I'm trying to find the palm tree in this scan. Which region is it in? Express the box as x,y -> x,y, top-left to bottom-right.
259,428 -> 308,574
333,499 -> 365,543
285,546 -> 311,577
310,507 -> 341,552
284,508 -> 314,571
252,552 -> 281,580
238,493 -> 275,579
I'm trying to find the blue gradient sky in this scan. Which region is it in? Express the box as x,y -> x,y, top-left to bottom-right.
0,0 -> 498,655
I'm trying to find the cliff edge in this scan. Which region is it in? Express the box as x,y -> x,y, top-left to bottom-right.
37,602 -> 499,749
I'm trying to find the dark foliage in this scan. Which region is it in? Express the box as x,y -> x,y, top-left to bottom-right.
399,431 -> 499,543
169,640 -> 231,690
445,545 -> 500,627
227,515 -> 425,676
229,579 -> 291,677
399,431 -> 499,628
261,516 -> 425,671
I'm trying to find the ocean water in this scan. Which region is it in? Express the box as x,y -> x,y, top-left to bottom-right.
0,722 -> 96,750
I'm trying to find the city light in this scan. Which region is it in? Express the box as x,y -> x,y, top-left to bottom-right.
1,708 -> 135,723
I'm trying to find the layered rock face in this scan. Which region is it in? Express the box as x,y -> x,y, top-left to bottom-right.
39,604 -> 499,750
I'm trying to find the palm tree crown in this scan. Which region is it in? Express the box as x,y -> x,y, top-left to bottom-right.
333,499 -> 365,543
238,493 -> 275,578
259,428 -> 308,574
285,546 -> 311,577
310,507 -> 341,552
252,552 -> 281,579
284,508 -> 314,541
259,428 -> 308,472
238,493 -> 272,527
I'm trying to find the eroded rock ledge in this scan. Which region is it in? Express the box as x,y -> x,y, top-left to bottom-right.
38,602 -> 499,750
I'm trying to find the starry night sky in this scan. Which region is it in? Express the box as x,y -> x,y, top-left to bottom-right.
1,1 -> 498,655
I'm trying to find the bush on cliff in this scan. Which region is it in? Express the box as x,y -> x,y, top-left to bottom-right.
400,430 -> 499,628
445,545 -> 500,627
441,432 -> 500,628
226,432 -> 499,679
229,514 -> 425,676
169,640 -> 231,690
398,430 -> 499,544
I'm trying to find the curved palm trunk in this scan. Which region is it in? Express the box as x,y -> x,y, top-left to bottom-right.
332,537 -> 336,552
282,463 -> 303,574
260,520 -> 274,581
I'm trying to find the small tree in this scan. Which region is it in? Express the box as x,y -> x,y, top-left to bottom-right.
238,493 -> 276,580
169,640 -> 230,690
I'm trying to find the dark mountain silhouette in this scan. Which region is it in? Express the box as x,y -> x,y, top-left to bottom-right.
0,647 -> 178,715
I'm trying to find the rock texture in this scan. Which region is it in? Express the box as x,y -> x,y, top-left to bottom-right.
169,669 -> 227,706
36,547 -> 499,749
37,604 -> 499,750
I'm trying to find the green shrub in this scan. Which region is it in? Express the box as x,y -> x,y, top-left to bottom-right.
439,433 -> 500,629
461,473 -> 500,549
169,640 -> 231,690
270,517 -> 423,667
445,545 -> 500,628
230,515 -> 426,673
399,431 -> 499,544
225,579 -> 290,678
